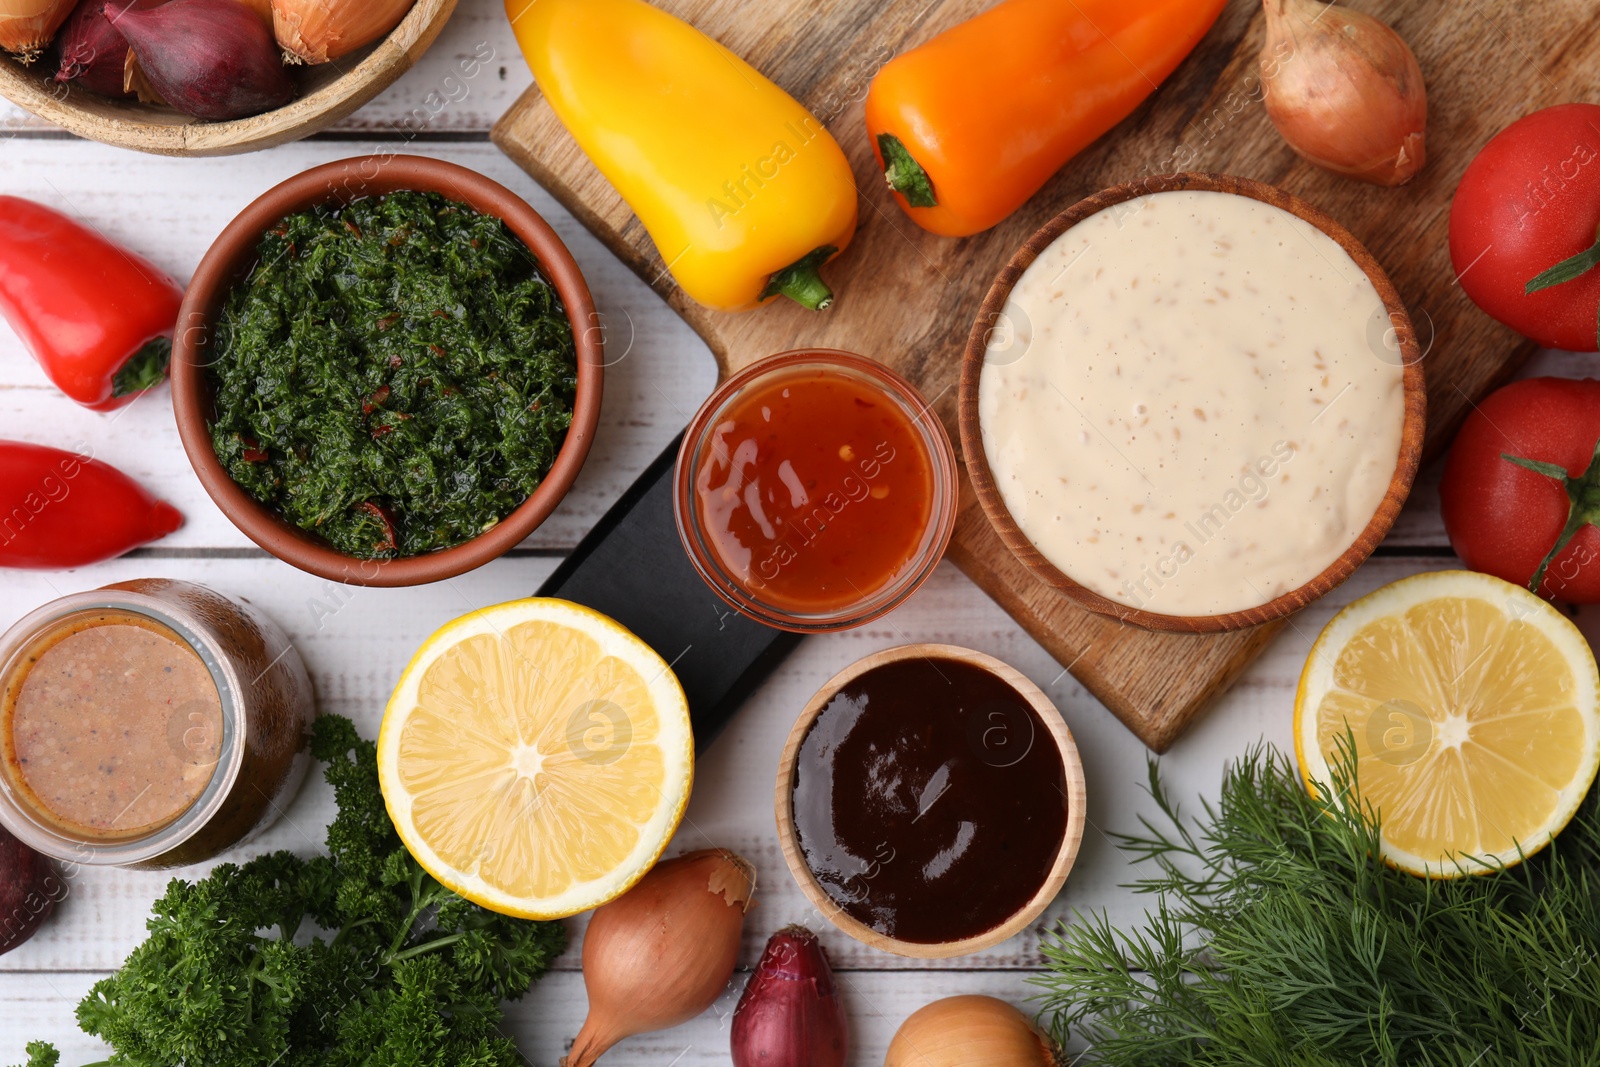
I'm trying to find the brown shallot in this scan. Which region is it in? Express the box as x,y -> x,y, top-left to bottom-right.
1259,0 -> 1427,186
730,926 -> 847,1067
564,848 -> 756,1067
271,0 -> 412,65
0,0 -> 75,62
884,995 -> 1058,1067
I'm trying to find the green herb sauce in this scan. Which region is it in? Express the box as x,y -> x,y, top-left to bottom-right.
209,191 -> 577,559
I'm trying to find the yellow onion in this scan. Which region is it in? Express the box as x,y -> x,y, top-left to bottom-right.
271,0 -> 412,64
885,996 -> 1058,1067
1259,0 -> 1427,186
563,849 -> 756,1067
0,0 -> 77,63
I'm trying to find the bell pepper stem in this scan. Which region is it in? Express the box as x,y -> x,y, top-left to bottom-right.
877,134 -> 938,208
112,336 -> 172,398
1525,222 -> 1600,351
761,246 -> 839,311
1501,436 -> 1600,594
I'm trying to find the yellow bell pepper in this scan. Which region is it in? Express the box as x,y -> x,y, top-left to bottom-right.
506,0 -> 858,312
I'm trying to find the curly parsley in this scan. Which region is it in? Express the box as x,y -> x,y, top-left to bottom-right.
11,716 -> 565,1067
209,192 -> 577,558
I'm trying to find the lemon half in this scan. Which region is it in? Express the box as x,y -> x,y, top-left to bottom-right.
378,598 -> 693,917
1295,570 -> 1600,877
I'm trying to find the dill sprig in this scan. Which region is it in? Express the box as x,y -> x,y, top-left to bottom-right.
1033,740 -> 1600,1066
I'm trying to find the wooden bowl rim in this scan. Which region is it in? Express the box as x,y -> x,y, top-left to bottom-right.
171,154 -> 604,587
773,643 -> 1087,959
0,0 -> 458,156
957,172 -> 1428,634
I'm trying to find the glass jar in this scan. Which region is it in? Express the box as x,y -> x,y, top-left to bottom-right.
674,349 -> 958,632
0,579 -> 315,869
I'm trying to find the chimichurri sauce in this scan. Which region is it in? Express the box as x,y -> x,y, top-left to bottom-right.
209,191 -> 577,558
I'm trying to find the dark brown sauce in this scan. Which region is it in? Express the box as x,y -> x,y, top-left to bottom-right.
790,657 -> 1068,944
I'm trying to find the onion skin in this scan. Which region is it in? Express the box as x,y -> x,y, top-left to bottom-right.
271,0 -> 413,65
106,0 -> 294,120
564,849 -> 756,1067
885,996 -> 1058,1067
54,0 -> 136,97
0,0 -> 76,63
0,822 -> 58,956
232,0 -> 268,27
1259,0 -> 1427,186
731,925 -> 847,1067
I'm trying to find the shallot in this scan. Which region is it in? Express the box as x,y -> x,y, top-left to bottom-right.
564,848 -> 756,1067
0,823 -> 58,956
1259,0 -> 1427,186
730,926 -> 847,1067
54,0 -> 135,97
0,0 -> 75,62
271,0 -> 413,65
884,995 -> 1058,1067
107,0 -> 294,121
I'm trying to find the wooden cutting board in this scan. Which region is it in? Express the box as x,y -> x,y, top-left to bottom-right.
493,0 -> 1589,751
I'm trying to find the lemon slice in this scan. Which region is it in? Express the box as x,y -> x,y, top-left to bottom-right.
1295,570 -> 1599,877
378,598 -> 693,918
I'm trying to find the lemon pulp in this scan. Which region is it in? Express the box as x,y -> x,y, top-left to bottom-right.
1295,571 -> 1599,876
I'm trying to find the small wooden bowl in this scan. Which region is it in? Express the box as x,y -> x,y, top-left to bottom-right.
958,173 -> 1427,634
172,154 -> 604,587
774,644 -> 1087,959
0,0 -> 457,156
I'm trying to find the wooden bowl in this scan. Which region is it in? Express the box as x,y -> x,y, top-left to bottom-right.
0,0 -> 457,156
172,154 -> 604,587
774,644 -> 1087,959
958,173 -> 1427,634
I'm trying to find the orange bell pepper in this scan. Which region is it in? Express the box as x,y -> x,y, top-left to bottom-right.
865,0 -> 1228,237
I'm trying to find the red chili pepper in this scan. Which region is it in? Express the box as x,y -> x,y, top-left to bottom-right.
0,197 -> 184,411
356,501 -> 397,554
0,440 -> 183,568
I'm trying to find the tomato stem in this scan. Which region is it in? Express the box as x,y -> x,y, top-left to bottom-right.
1500,436 -> 1600,595
760,246 -> 838,311
1525,224 -> 1600,351
877,134 -> 938,209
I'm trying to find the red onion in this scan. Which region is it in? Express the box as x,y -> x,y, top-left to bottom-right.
731,926 -> 847,1067
106,0 -> 295,121
54,1 -> 138,98
0,823 -> 58,956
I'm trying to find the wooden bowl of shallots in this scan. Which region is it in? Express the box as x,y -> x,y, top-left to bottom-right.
0,0 -> 458,156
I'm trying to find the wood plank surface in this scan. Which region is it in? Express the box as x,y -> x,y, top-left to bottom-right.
490,0 -> 1595,750
0,1 -> 1596,1060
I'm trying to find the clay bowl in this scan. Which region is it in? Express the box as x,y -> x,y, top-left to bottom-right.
0,0 -> 457,156
173,154 -> 603,587
774,643 -> 1087,959
958,172 -> 1427,634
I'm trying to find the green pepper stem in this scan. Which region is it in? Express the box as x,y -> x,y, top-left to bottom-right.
761,246 -> 839,311
877,133 -> 938,208
1501,436 -> 1600,595
112,336 -> 172,398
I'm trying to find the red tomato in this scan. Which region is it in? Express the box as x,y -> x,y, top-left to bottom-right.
1449,103 -> 1600,353
1439,377 -> 1600,603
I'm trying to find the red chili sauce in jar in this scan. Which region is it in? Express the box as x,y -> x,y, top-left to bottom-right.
693,367 -> 935,615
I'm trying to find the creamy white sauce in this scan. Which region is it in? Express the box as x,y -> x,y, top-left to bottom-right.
978,190 -> 1406,617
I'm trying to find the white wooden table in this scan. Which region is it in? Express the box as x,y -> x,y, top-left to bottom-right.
2,9 -> 1596,1063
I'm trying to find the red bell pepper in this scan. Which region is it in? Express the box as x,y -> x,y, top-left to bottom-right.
0,440 -> 183,568
0,196 -> 184,411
